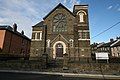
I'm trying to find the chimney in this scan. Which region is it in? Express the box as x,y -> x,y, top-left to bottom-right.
21,30 -> 24,35
13,23 -> 17,32
110,38 -> 114,42
116,37 -> 120,40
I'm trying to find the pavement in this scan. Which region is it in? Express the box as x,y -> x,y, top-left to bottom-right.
0,70 -> 120,79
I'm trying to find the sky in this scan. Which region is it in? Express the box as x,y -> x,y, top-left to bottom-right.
0,0 -> 120,44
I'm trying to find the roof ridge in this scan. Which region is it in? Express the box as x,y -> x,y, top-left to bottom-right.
43,3 -> 75,20
111,39 -> 120,47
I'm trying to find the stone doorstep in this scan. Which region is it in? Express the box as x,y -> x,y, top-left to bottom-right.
0,70 -> 120,79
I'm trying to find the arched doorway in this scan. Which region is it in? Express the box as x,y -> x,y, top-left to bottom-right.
56,43 -> 63,57
53,41 -> 66,59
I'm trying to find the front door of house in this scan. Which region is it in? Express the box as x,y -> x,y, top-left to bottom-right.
56,43 -> 63,57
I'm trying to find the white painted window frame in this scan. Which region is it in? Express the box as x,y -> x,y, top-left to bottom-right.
78,30 -> 90,40
32,31 -> 42,41
77,10 -> 87,23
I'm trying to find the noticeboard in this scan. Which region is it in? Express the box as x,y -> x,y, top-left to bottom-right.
95,52 -> 109,60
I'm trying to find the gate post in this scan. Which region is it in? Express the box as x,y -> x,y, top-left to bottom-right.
63,53 -> 69,70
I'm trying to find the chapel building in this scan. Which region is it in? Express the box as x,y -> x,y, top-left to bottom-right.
30,3 -> 91,61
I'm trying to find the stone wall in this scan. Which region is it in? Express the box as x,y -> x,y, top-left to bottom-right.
68,62 -> 120,74
0,60 -> 120,75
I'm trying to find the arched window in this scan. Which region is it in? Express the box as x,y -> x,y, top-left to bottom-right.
53,13 -> 67,32
77,10 -> 87,23
79,12 -> 84,22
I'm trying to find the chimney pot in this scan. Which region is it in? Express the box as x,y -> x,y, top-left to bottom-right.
21,30 -> 24,35
110,38 -> 114,42
13,23 -> 17,32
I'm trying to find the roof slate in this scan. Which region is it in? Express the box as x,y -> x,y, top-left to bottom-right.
0,25 -> 30,41
98,41 -> 115,48
111,39 -> 120,47
32,21 -> 44,27
43,3 -> 75,20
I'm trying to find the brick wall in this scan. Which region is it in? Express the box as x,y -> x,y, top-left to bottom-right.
0,30 -> 6,50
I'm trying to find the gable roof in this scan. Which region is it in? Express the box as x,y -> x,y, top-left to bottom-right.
51,34 -> 69,44
97,41 -> 116,48
43,3 -> 75,20
0,25 -> 13,31
102,42 -> 114,47
32,21 -> 44,27
111,39 -> 120,47
0,25 -> 30,41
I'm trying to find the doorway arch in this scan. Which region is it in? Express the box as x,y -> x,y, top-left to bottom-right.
56,43 -> 63,57
53,41 -> 66,59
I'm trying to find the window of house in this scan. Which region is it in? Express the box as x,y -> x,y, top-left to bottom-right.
78,30 -> 89,40
82,32 -> 85,39
105,48 -> 107,51
32,31 -> 42,41
77,10 -> 87,23
53,13 -> 67,32
118,53 -> 120,56
117,47 -> 119,51
113,53 -> 115,56
32,33 -> 35,39
119,47 -> 120,50
79,32 -> 82,39
37,33 -> 40,39
79,12 -> 84,22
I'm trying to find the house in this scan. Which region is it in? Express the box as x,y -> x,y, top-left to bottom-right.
111,39 -> 120,57
91,38 -> 120,60
97,41 -> 115,56
91,43 -> 98,60
0,23 -> 31,60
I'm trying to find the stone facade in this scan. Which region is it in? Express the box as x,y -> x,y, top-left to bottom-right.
30,3 -> 91,61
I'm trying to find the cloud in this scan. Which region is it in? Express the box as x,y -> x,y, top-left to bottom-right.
63,0 -> 67,4
70,0 -> 80,5
67,0 -> 80,11
117,8 -> 120,11
0,0 -> 81,38
107,5 -> 113,10
107,4 -> 120,12
0,0 -> 45,38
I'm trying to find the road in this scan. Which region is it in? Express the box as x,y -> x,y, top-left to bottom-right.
0,72 -> 118,80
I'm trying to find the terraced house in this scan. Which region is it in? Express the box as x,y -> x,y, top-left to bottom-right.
30,3 -> 91,61
0,23 -> 31,60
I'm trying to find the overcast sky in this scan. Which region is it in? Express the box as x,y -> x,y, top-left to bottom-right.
0,0 -> 120,43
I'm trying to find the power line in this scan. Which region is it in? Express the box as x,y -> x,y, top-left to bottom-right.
91,21 -> 120,39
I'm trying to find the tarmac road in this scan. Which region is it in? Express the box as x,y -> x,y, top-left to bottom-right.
0,72 -> 118,80
0,70 -> 120,80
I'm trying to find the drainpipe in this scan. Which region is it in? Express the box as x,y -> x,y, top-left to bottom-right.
44,25 -> 47,53
42,25 -> 48,69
